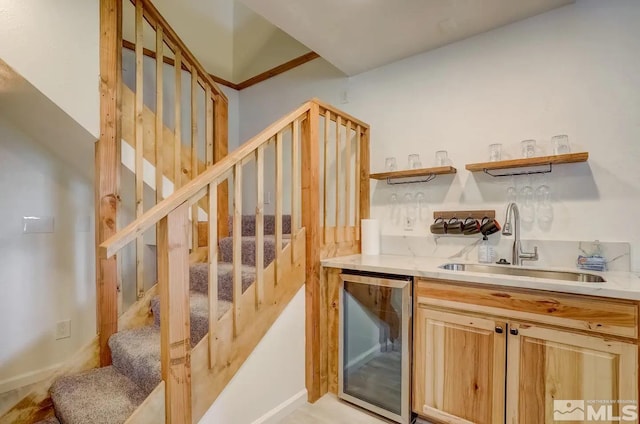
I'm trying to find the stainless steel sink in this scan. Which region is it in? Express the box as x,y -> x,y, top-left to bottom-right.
439,263 -> 606,283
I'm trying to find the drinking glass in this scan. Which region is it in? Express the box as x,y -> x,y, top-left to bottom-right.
521,139 -> 536,158
506,186 -> 517,203
519,185 -> 535,224
403,193 -> 416,230
385,157 -> 397,171
435,150 -> 448,166
415,192 -> 426,220
408,154 -> 421,169
536,185 -> 553,225
489,143 -> 502,162
551,135 -> 570,155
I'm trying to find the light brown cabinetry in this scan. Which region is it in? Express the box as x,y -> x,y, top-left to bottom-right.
413,278 -> 639,424
413,306 -> 506,424
507,322 -> 637,424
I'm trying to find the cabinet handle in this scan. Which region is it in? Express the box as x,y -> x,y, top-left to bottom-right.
495,326 -> 504,334
510,328 -> 519,336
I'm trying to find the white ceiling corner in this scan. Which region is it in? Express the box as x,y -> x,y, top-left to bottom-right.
239,0 -> 575,75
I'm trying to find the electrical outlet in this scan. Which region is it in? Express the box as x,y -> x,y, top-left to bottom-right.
265,191 -> 272,205
56,320 -> 71,340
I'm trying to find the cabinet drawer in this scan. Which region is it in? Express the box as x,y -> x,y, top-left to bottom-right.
415,278 -> 638,339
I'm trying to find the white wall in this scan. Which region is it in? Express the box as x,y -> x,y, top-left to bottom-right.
0,0 -> 99,137
239,0 -> 640,272
0,116 -> 95,390
123,0 -> 235,82
233,2 -> 310,83
200,287 -> 306,424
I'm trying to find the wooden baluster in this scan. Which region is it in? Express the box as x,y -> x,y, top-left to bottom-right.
205,88 -> 214,252
344,120 -> 352,241
174,50 -> 182,191
323,111 -> 330,243
155,27 -> 164,203
255,145 -> 264,309
360,127 -> 371,223
302,104 -> 321,402
214,95 -> 229,239
291,120 -> 300,240
334,116 -> 341,242
97,0 -> 122,366
191,68 -> 198,251
135,0 -> 144,299
205,86 -> 213,168
355,125 -> 361,240
232,164 -> 243,336
208,181 -> 218,367
275,131 -> 283,283
158,202 -> 191,423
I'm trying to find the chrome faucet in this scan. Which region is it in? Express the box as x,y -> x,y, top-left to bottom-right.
502,202 -> 538,266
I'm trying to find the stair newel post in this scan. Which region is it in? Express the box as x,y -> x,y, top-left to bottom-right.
97,0 -> 122,367
301,103 -> 322,402
158,202 -> 192,423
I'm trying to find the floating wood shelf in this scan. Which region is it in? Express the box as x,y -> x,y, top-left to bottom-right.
370,166 -> 457,184
465,152 -> 589,177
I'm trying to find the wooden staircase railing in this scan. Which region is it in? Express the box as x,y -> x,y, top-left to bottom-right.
97,0 -> 228,366
99,98 -> 369,422
99,0 -> 370,421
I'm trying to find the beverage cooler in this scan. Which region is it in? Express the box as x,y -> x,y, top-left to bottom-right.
338,271 -> 414,424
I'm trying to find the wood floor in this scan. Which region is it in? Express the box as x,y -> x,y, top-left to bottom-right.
277,395 -> 432,424
277,395 -> 390,423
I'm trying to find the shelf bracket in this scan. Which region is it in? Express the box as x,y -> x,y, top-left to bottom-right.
483,163 -> 552,177
386,174 -> 436,185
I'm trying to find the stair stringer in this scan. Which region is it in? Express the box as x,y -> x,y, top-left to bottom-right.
124,228 -> 306,424
0,286 -> 159,424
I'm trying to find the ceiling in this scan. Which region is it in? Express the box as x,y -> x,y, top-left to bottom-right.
239,0 -> 574,76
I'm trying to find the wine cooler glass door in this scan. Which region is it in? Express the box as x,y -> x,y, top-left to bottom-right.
338,273 -> 412,424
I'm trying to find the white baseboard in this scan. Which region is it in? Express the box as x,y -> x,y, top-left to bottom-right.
0,362 -> 62,394
251,389 -> 308,424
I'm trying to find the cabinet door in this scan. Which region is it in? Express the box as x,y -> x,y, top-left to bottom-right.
507,322 -> 639,424
413,306 -> 506,424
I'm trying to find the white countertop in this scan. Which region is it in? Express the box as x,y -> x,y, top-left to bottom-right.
321,254 -> 640,301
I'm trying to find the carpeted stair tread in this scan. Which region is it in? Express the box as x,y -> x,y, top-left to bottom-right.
189,262 -> 257,298
109,326 -> 161,396
113,297 -> 231,396
228,214 -> 291,237
50,366 -> 146,424
35,416 -> 61,424
218,235 -> 291,267
150,292 -> 233,345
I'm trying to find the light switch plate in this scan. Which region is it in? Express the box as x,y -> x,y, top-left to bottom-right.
23,216 -> 54,233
